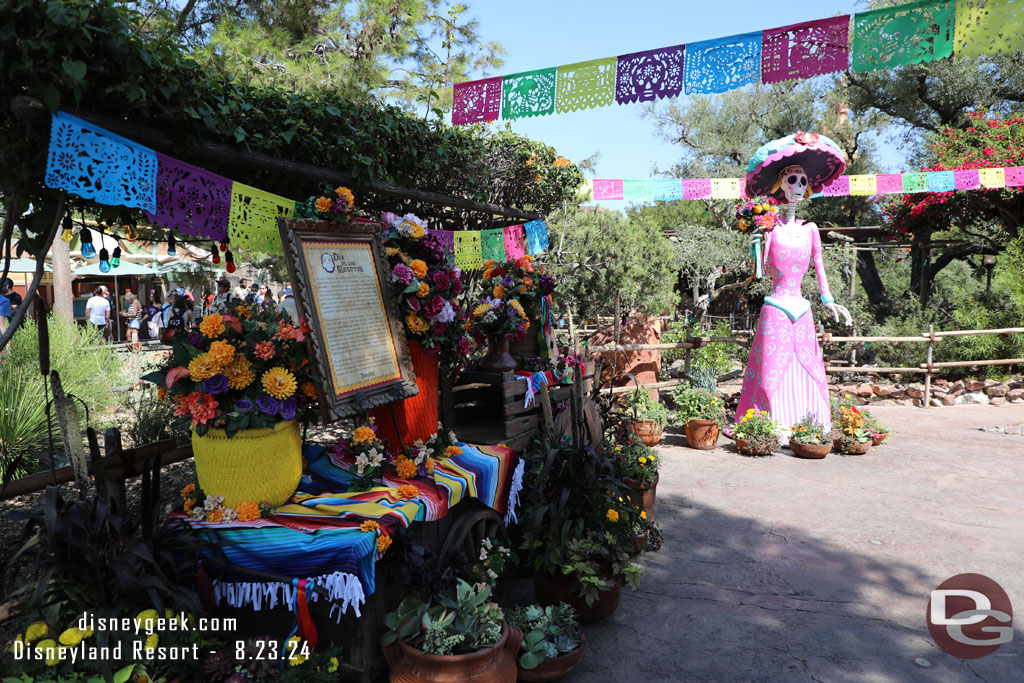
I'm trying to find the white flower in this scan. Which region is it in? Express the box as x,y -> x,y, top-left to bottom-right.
355,453 -> 370,475
204,496 -> 219,511
222,507 -> 237,522
482,538 -> 493,550
482,311 -> 497,323
191,507 -> 206,521
475,582 -> 488,593
449,431 -> 457,443
367,448 -> 384,467
486,568 -> 498,580
479,547 -> 489,561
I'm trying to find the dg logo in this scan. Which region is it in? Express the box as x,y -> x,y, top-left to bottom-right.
927,573 -> 1013,659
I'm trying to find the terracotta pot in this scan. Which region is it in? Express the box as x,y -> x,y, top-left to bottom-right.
382,621 -> 522,683
368,339 -> 440,449
834,438 -> 871,455
631,531 -> 648,555
625,472 -> 659,520
534,571 -> 622,622
480,335 -> 519,372
790,441 -> 831,459
684,419 -> 720,450
626,419 -> 663,446
517,639 -> 586,683
735,437 -> 776,456
872,432 -> 889,446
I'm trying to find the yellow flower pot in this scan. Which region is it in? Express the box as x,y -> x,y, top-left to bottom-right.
192,420 -> 302,509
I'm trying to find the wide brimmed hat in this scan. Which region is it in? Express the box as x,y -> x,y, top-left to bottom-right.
744,131 -> 847,202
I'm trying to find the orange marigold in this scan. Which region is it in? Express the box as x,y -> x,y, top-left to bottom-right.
184,499 -> 195,514
301,382 -> 318,398
425,457 -> 436,474
416,282 -> 430,298
352,426 -> 376,445
492,285 -> 505,298
262,367 -> 297,399
199,313 -> 225,338
396,485 -> 418,500
236,502 -> 260,522
180,483 -> 195,499
409,259 -> 428,279
157,387 -> 168,401
377,534 -> 392,553
335,186 -> 354,207
395,458 -> 418,478
188,353 -> 219,381
207,340 -> 236,367
444,445 -> 462,458
315,196 -> 332,212
224,356 -> 255,389
406,313 -> 429,335
360,520 -> 381,533
254,341 -> 275,360
206,508 -> 224,523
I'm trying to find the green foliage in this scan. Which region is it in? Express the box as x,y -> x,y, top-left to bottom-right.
0,370 -> 49,481
382,579 -> 503,656
607,433 -> 659,489
115,386 -> 188,448
661,320 -> 740,375
790,415 -> 829,446
732,409 -> 781,452
561,531 -> 643,607
271,644 -> 346,681
540,207 -> 679,322
671,387 -> 727,428
620,388 -> 673,427
506,603 -> 582,669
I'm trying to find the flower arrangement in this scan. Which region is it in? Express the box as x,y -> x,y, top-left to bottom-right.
465,536 -> 516,593
142,301 -> 318,437
468,292 -> 532,343
327,419 -> 387,492
732,408 -> 781,453
863,411 -> 889,441
380,212 -> 472,376
177,482 -> 271,523
735,195 -> 780,234
487,255 -> 556,320
790,415 -> 830,446
297,185 -> 356,223
609,433 -> 659,489
833,405 -> 872,447
621,388 -> 674,427
403,427 -> 462,477
672,386 -> 728,427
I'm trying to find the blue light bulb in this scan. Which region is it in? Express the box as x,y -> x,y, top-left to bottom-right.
167,236 -> 176,256
80,228 -> 96,258
99,248 -> 111,273
111,246 -> 121,268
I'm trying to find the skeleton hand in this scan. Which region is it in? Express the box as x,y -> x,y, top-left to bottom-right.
825,302 -> 853,327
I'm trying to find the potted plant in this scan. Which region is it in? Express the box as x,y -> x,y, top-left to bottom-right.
381,579 -> 521,682
482,255 -> 557,360
621,388 -> 672,446
788,415 -> 832,459
863,411 -> 890,446
142,300 -> 319,508
506,604 -> 585,682
731,409 -> 781,456
672,386 -> 727,450
609,434 -> 660,520
832,405 -> 872,455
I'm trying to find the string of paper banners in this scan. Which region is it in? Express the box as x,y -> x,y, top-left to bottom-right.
452,0 -> 1023,124
42,111 -> 549,269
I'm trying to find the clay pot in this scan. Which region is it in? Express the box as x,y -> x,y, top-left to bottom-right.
480,336 -> 519,372
834,438 -> 871,455
684,419 -> 720,450
382,621 -> 522,683
517,640 -> 586,683
790,441 -> 831,459
872,432 -> 889,446
534,571 -> 621,622
626,419 -> 663,446
625,472 -> 659,520
736,437 -> 776,456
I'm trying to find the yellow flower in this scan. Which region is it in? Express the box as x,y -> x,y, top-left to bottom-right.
335,186 -> 354,207
352,426 -> 376,444
59,628 -> 87,647
199,313 -> 225,338
492,285 -> 505,298
410,224 -> 425,239
315,196 -> 332,213
509,299 -> 527,319
224,356 -> 255,389
181,483 -> 196,499
145,634 -> 159,650
262,367 -> 298,399
425,457 -> 436,474
35,638 -> 58,666
328,656 -> 339,672
25,622 -> 48,642
377,534 -> 393,553
360,520 -> 381,533
207,339 -> 236,367
641,510 -> 647,519
638,456 -> 647,464
206,507 -> 224,522
396,458 -> 418,478
188,353 -> 219,381
385,246 -> 400,256
409,259 -> 428,279
416,282 -> 430,298
405,313 -> 429,335
472,303 -> 491,318
606,509 -> 619,522
289,654 -> 307,666
396,484 -> 419,499
136,609 -> 158,631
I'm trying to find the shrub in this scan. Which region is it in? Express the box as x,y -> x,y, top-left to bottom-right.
661,320 -> 740,375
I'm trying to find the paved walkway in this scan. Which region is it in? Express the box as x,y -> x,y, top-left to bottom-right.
572,405 -> 1024,682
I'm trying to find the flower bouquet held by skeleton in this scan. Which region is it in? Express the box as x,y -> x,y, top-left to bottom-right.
735,195 -> 779,280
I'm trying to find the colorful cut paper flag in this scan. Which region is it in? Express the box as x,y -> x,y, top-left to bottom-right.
1005,166 -> 1024,187
761,16 -> 850,84
682,178 -> 713,200
614,45 -> 686,104
953,169 -> 980,190
848,175 -> 877,196
481,228 -> 506,263
556,58 -> 617,113
503,224 -> 526,259
876,174 -> 904,194
623,179 -> 652,202
652,179 -> 683,202
978,167 -> 1006,188
45,112 -> 157,212
852,0 -> 954,73
902,172 -> 930,192
226,183 -> 294,253
684,32 -> 763,94
820,175 -> 850,196
927,170 -> 955,192
710,178 -> 743,199
524,220 -> 549,254
954,0 -> 1024,58
454,231 -> 482,270
452,77 -> 503,125
501,68 -> 557,120
593,179 -> 624,200
146,153 -> 231,241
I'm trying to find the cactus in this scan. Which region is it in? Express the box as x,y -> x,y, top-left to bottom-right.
688,366 -> 718,394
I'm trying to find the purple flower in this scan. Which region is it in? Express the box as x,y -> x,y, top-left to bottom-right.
418,233 -> 445,265
432,322 -> 447,335
185,332 -> 207,350
407,296 -> 422,312
501,276 -> 514,287
256,395 -> 280,416
235,398 -> 254,413
202,374 -> 229,395
332,197 -> 349,213
381,212 -> 398,226
392,263 -> 413,285
424,295 -> 444,318
432,271 -> 449,291
279,396 -> 298,421
539,273 -> 556,295
507,307 -> 517,317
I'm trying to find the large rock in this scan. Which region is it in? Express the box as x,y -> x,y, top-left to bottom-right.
932,386 -> 948,396
872,384 -> 891,397
966,380 -> 985,391
934,378 -> 949,388
929,398 -> 943,407
1007,388 -> 1024,401
888,389 -> 906,399
949,380 -> 965,395
991,397 -> 1006,406
906,384 -> 925,399
857,382 -> 874,397
986,384 -> 1009,397
961,392 -> 990,405
942,393 -> 958,406
984,378 -> 1000,387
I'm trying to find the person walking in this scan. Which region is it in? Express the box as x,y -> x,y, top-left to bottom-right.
165,293 -> 193,335
86,286 -> 111,340
1,278 -> 21,310
234,278 -> 249,302
144,290 -> 163,340
279,287 -> 298,323
120,291 -> 143,345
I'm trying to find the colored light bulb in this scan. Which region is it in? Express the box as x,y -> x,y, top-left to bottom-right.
211,243 -> 220,265
124,224 -> 138,241
61,215 -> 73,242
80,228 -> 96,258
219,241 -> 228,252
111,246 -> 121,268
167,236 -> 176,256
225,250 -> 236,273
99,248 -> 111,273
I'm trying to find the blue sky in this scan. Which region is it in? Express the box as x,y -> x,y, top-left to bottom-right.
461,0 -> 897,190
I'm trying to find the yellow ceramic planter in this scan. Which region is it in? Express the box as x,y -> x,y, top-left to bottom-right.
192,419 -> 302,509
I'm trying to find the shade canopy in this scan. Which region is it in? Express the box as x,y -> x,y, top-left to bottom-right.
3,258 -> 52,273
74,260 -> 157,276
155,259 -> 223,276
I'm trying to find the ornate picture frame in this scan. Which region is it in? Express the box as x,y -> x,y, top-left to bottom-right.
278,218 -> 418,421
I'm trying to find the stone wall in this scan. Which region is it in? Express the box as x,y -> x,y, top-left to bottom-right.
828,378 -> 1024,408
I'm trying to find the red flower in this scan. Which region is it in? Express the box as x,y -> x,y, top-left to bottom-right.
254,341 -> 275,359
983,147 -> 995,157
191,393 -> 219,426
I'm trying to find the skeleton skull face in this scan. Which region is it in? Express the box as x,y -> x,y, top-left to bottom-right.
779,165 -> 809,203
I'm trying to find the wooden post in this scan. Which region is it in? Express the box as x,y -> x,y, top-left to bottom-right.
537,382 -> 554,442
923,324 -> 934,408
613,292 -> 621,345
50,234 -> 74,323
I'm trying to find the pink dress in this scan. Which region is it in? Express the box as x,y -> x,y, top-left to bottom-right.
736,220 -> 832,441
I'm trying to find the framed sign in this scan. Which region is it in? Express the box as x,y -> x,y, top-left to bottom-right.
279,218 -> 418,420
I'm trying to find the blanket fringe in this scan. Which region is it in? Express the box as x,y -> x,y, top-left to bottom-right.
504,458 -> 525,527
211,570 -> 365,619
